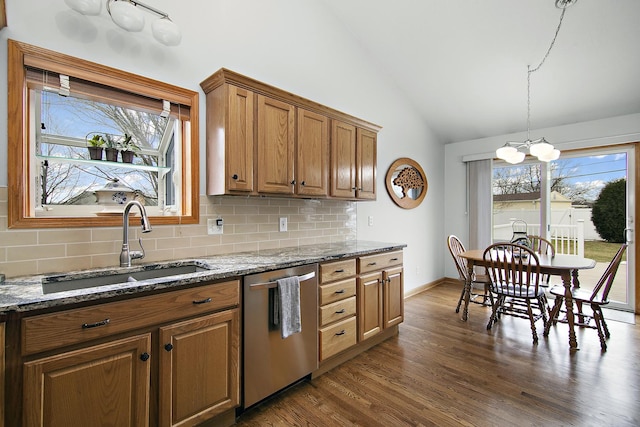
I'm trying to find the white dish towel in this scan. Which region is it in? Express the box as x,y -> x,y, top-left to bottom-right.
276,276 -> 301,339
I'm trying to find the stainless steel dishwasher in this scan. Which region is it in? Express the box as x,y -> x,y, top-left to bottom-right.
243,264 -> 318,408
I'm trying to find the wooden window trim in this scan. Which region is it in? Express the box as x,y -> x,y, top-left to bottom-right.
7,39 -> 199,228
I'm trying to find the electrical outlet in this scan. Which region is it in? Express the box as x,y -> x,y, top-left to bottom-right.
279,217 -> 287,232
368,216 -> 374,226
207,218 -> 223,235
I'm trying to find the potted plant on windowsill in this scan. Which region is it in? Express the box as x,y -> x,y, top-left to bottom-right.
86,134 -> 105,160
104,134 -> 119,162
119,134 -> 140,163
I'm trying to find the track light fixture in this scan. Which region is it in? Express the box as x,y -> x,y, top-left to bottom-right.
65,0 -> 181,46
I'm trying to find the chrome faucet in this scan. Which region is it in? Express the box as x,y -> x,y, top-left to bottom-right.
120,200 -> 152,267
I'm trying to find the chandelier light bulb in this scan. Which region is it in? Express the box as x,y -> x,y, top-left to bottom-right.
496,145 -> 517,161
529,139 -> 555,157
65,0 -> 102,15
506,151 -> 526,164
108,0 -> 146,32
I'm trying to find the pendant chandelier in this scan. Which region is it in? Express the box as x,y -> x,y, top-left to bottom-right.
496,0 -> 578,164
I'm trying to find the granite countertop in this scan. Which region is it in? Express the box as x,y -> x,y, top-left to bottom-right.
0,241 -> 406,313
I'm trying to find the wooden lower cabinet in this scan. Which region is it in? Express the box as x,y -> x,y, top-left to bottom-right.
357,251 -> 404,341
15,280 -> 241,427
159,309 -> 240,427
23,334 -> 152,427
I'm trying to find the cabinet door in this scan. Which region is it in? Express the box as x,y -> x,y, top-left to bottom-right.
226,85 -> 255,192
357,272 -> 383,341
257,95 -> 295,194
330,120 -> 357,198
383,266 -> 404,328
297,108 -> 329,196
356,128 -> 377,200
159,309 -> 240,427
23,334 -> 151,427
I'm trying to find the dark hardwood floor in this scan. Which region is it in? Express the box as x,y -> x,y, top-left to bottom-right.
236,284 -> 640,426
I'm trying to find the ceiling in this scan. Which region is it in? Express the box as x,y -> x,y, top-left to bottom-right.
320,0 -> 640,144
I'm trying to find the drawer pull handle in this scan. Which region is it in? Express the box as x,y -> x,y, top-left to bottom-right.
164,343 -> 174,352
193,297 -> 212,305
140,352 -> 150,362
334,269 -> 345,273
335,309 -> 346,314
82,318 -> 110,329
335,330 -> 346,336
334,289 -> 345,294
390,257 -> 399,261
367,262 -> 377,266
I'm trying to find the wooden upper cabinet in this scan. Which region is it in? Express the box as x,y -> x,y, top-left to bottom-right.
204,84 -> 254,194
200,68 -> 381,200
331,121 -> 357,198
297,109 -> 329,197
257,95 -> 295,194
356,128 -> 377,200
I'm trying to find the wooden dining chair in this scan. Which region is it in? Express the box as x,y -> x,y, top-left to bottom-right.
483,242 -> 548,344
447,235 -> 492,312
527,235 -> 555,286
545,244 -> 627,351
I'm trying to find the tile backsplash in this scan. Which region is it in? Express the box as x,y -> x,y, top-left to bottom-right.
0,187 -> 356,278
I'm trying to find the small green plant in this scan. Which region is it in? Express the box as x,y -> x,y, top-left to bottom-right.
87,134 -> 105,147
104,134 -> 119,149
118,133 -> 140,152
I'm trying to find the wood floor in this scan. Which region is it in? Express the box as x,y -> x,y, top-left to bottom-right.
235,284 -> 640,427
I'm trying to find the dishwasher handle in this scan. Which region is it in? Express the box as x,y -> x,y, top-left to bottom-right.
249,271 -> 316,290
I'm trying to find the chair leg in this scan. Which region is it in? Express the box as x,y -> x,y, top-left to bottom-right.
544,296 -> 563,337
526,299 -> 539,344
538,296 -> 549,329
487,295 -> 504,330
591,304 -> 608,351
455,284 -> 466,313
576,300 -> 585,324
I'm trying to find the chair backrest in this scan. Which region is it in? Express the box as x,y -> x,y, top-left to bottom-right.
590,244 -> 627,303
483,242 -> 541,297
447,235 -> 469,282
527,235 -> 556,258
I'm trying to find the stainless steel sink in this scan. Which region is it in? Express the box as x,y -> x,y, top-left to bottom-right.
41,263 -> 213,294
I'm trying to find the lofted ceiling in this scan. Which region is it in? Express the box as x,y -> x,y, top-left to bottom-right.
320,0 -> 640,144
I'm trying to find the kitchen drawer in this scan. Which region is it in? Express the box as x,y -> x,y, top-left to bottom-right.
319,316 -> 357,361
320,259 -> 356,283
320,296 -> 356,327
319,278 -> 356,305
22,280 -> 240,356
358,251 -> 403,274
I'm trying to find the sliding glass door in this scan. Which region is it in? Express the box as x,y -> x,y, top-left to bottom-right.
492,145 -> 635,312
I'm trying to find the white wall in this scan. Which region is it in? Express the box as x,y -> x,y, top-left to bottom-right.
444,113 -> 640,278
0,0 -> 442,293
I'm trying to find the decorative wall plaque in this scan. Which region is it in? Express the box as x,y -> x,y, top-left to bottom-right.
385,157 -> 427,209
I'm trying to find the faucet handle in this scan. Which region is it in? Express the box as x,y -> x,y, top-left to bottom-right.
130,238 -> 146,261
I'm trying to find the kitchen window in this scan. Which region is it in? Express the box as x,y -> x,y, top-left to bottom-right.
7,39 -> 199,228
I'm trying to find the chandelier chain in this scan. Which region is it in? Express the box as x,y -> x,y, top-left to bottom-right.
527,7 -> 568,140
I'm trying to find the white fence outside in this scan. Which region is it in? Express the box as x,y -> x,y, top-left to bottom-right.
494,217 -> 586,256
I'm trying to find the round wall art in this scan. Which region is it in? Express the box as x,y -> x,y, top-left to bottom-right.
385,157 -> 428,209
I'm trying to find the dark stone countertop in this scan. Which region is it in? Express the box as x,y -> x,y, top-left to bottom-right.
0,241 -> 406,313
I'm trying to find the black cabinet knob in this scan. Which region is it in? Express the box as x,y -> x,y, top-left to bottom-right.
140,352 -> 150,362
232,174 -> 238,180
301,181 -> 306,186
290,179 -> 296,185
164,343 -> 173,352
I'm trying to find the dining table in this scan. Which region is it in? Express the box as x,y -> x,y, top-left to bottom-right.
459,249 -> 596,351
